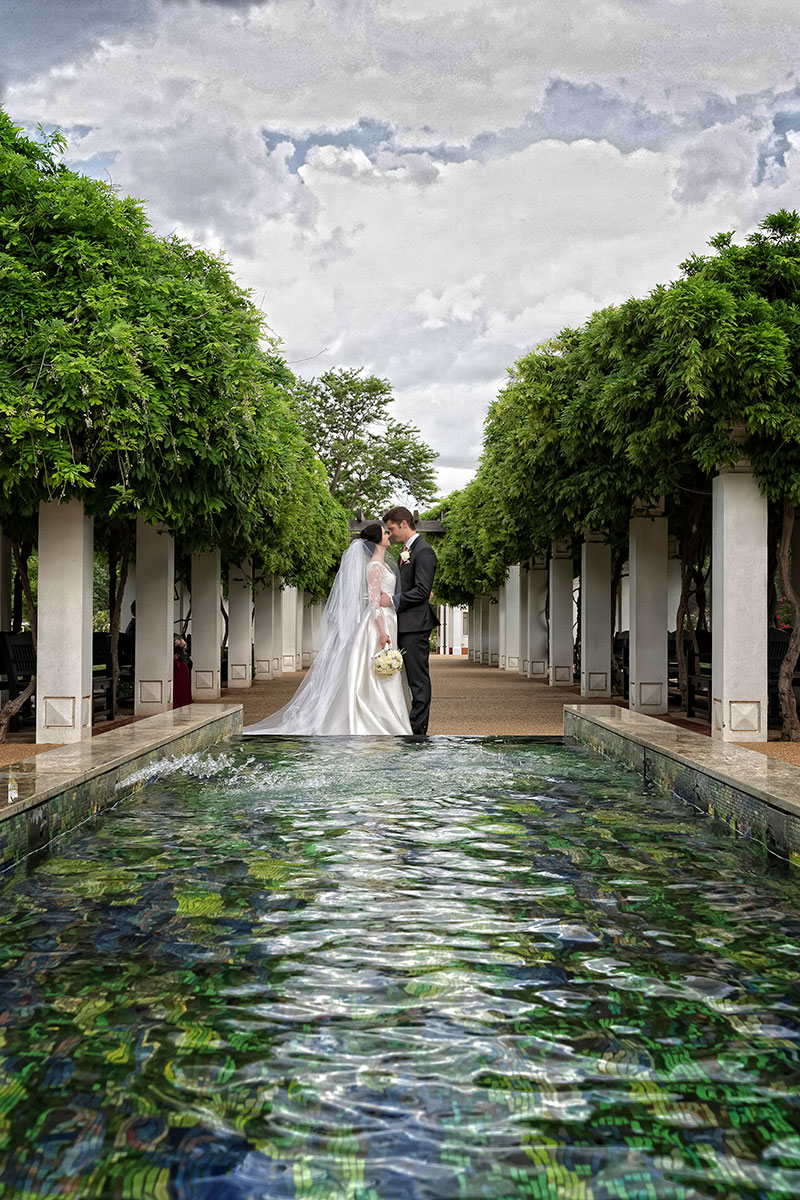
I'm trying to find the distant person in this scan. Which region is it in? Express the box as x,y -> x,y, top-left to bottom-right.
125,602 -> 136,638
173,636 -> 192,709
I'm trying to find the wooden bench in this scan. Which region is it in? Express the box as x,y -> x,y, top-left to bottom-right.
0,630 -> 118,730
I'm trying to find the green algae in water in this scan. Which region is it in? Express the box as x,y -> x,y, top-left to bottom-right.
0,736 -> 799,1198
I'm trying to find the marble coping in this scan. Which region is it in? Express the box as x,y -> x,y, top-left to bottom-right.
564,704 -> 800,863
564,704 -> 800,819
0,704 -> 244,822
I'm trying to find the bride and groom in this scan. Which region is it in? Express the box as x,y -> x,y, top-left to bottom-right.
243,506 -> 438,737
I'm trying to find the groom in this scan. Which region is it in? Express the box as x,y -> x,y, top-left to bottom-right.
382,505 -> 439,735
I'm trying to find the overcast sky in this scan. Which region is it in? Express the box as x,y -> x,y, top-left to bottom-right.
4,0 -> 800,501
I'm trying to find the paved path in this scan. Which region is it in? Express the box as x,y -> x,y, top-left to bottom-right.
3,657 -> 800,767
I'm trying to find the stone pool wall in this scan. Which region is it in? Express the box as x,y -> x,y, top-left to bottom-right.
565,704 -> 800,866
0,704 -> 242,876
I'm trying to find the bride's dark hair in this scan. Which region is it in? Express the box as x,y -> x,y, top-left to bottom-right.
359,522 -> 385,545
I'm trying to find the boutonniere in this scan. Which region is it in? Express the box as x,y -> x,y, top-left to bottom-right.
400,548 -> 411,564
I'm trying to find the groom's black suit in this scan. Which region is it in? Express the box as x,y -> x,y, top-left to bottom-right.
395,534 -> 439,735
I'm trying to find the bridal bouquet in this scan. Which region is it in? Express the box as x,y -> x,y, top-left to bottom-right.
373,646 -> 404,677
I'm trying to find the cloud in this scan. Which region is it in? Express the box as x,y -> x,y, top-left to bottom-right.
6,0 -> 800,496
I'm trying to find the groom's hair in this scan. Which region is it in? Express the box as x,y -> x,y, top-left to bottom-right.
359,522 -> 385,545
383,505 -> 415,529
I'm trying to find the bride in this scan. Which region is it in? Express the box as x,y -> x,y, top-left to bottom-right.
242,523 -> 412,736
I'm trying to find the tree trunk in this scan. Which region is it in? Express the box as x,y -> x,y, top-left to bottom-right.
0,679 -> 36,744
0,545 -> 36,743
12,543 -> 36,642
11,540 -> 31,634
675,496 -> 706,709
776,497 -> 800,740
221,600 -> 229,650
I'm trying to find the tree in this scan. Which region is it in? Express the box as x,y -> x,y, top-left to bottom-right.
0,112 -> 348,730
290,367 -> 438,517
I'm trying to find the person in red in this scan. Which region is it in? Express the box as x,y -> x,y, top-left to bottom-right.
173,636 -> 192,709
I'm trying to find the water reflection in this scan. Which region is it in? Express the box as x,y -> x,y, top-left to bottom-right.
0,737 -> 799,1198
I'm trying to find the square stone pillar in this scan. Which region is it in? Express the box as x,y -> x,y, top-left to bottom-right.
617,562 -> 630,632
309,602 -> 324,659
519,568 -> 529,675
712,465 -> 767,742
254,575 -> 279,681
504,565 -> 521,671
0,527 -> 11,631
488,593 -> 500,666
301,595 -> 315,666
37,501 -> 94,743
282,585 -> 299,671
295,589 -> 305,670
468,603 -> 479,662
498,586 -> 507,668
191,550 -> 222,699
227,560 -> 253,689
629,502 -> 668,715
527,557 -> 548,679
135,518 -> 175,716
480,595 -> 491,663
580,534 -> 611,698
549,542 -> 573,686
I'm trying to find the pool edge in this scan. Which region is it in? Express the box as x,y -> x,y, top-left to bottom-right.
564,705 -> 800,864
0,704 -> 243,874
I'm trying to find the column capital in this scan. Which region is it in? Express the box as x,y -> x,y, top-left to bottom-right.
631,496 -> 665,517
551,540 -> 572,559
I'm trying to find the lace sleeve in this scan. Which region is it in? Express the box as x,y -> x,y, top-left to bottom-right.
367,561 -> 383,620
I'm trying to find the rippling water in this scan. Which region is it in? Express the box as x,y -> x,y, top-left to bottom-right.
1,736 -> 800,1199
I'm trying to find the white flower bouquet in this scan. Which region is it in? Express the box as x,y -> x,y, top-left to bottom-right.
373,646 -> 404,677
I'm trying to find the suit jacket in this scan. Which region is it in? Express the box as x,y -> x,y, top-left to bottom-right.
395,535 -> 439,634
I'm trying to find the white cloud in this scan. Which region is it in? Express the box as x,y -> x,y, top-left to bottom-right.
6,0 -> 800,497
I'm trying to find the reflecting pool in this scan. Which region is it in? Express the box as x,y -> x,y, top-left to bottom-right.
1,736 -> 800,1198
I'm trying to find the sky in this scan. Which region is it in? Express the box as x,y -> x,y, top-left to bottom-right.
4,0 -> 800,502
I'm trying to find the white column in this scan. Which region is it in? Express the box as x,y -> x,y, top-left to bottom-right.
488,593 -> 500,665
498,586 -> 507,668
282,585 -> 299,671
618,562 -> 630,632
36,501 -> 93,743
301,595 -> 315,666
254,575 -> 277,681
712,464 -> 767,742
480,595 -> 491,663
519,568 -> 529,675
549,542 -> 573,686
295,589 -> 304,670
0,527 -> 11,631
191,550 -> 222,699
629,502 -> 668,715
468,603 -> 479,661
581,534 -> 611,698
527,557 -> 548,680
667,535 -> 682,633
227,560 -> 253,690
504,565 -> 521,671
310,602 -> 324,658
134,519 -> 174,716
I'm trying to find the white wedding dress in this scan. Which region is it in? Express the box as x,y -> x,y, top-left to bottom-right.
242,547 -> 412,737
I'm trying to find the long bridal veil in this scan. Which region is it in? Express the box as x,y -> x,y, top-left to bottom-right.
242,540 -> 399,735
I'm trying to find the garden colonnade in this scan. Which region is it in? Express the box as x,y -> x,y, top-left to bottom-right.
467,454 -> 777,744
1,502 -> 322,745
